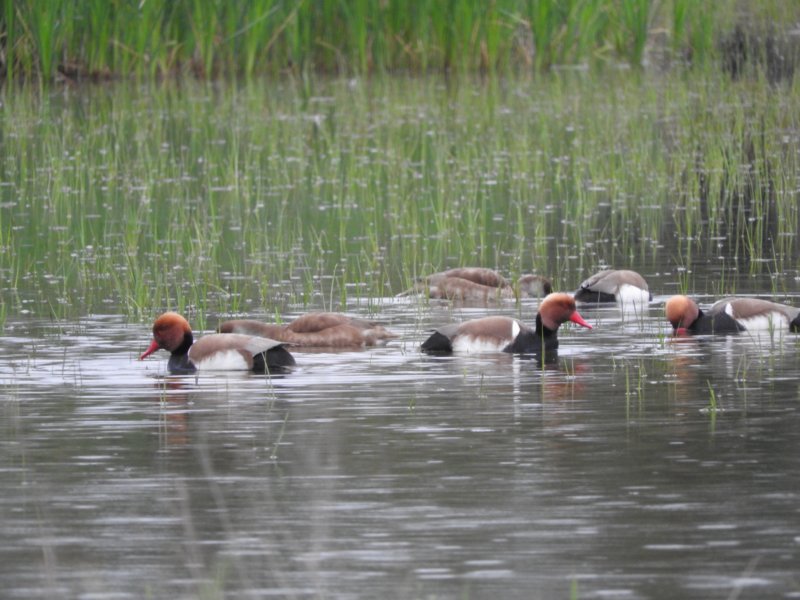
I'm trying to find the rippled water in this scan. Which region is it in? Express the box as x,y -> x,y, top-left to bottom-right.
2,281 -> 800,599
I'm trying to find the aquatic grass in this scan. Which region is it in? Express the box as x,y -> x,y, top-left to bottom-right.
623,359 -> 648,417
268,410 -> 289,461
625,363 -> 632,409
706,380 -> 718,411
1,71 -> 799,320
702,379 -> 720,431
3,1 -> 800,81
20,1 -> 58,84
522,0 -> 636,70
672,1 -> 717,68
569,578 -> 580,600
614,0 -> 653,67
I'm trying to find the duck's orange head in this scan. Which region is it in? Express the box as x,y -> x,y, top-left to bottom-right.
665,295 -> 699,335
539,293 -> 592,331
139,312 -> 193,359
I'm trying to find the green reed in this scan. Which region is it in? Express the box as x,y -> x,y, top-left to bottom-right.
1,0 -> 798,81
0,69 -> 798,321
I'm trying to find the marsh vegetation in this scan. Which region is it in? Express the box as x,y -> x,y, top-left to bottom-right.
1,68 -> 799,325
3,0 -> 799,81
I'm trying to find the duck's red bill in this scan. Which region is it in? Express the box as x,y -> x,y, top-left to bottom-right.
570,312 -> 592,329
139,339 -> 160,360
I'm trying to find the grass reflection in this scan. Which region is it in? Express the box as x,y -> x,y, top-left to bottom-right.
0,72 -> 798,323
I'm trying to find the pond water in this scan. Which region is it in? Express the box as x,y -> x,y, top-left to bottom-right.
2,275 -> 800,599
1,72 -> 800,598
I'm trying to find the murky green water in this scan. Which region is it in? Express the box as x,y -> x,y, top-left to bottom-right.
3,290 -> 800,598
1,74 -> 800,598
1,73 -> 798,321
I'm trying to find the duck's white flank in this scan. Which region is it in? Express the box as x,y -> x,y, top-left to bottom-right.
617,284 -> 650,305
451,336 -> 509,353
722,303 -> 789,331
449,319 -> 520,353
190,349 -> 250,371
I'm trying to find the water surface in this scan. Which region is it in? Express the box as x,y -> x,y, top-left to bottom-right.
2,289 -> 799,599
1,71 -> 799,599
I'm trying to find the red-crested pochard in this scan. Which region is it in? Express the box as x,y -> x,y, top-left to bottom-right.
574,269 -> 651,304
218,312 -> 397,348
140,312 -> 295,373
402,267 -> 552,302
420,292 -> 591,355
666,295 -> 800,335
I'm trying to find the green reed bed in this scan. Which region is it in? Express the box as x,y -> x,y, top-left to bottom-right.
2,0 -> 799,82
0,70 -> 798,322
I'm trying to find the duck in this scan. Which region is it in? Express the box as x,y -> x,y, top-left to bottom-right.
218,312 -> 397,348
420,292 -> 591,355
401,267 -> 553,302
666,295 -> 800,335
574,269 -> 651,304
139,312 -> 295,373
